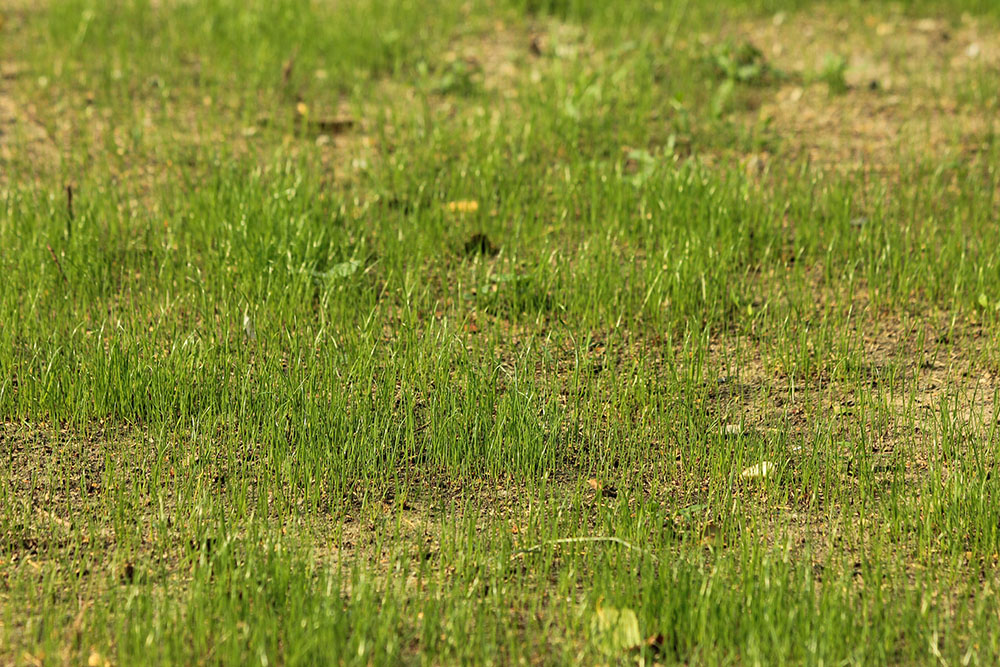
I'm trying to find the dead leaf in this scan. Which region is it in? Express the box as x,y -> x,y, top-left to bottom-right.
22,652 -> 44,667
529,35 -> 543,56
308,117 -> 354,134
463,232 -> 498,256
629,633 -> 666,655
282,52 -> 296,86
587,478 -> 618,498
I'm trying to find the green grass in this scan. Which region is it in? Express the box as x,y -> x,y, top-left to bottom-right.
3,0 -> 1000,663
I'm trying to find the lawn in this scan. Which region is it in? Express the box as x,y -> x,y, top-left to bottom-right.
3,0 -> 1000,663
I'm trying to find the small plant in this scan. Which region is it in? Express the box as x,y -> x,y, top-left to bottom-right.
417,58 -> 481,96
817,53 -> 849,94
709,40 -> 775,86
707,40 -> 781,117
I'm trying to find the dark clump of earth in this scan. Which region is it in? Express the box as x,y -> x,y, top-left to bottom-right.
464,233 -> 499,257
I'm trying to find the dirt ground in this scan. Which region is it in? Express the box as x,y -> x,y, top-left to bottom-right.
718,10 -> 1000,172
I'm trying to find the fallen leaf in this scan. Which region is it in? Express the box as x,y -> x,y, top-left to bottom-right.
446,200 -> 479,213
22,652 -> 44,667
587,478 -> 618,498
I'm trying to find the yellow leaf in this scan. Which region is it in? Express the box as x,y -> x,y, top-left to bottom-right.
446,200 -> 479,213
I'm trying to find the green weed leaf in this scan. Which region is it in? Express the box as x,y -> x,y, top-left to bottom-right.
591,604 -> 642,655
317,259 -> 361,279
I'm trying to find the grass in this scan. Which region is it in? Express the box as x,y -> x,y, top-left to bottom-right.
3,0 -> 1000,663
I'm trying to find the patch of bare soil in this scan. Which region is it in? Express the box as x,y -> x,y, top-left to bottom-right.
1,9 -> 59,186
711,10 -> 1000,172
0,88 -> 59,185
441,18 -> 588,95
702,301 -> 1000,556
1,423 -> 124,558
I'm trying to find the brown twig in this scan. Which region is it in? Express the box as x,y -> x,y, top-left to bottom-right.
47,243 -> 69,287
65,184 -> 74,240
281,50 -> 298,87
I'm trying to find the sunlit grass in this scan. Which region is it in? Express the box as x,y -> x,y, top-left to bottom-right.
3,0 -> 1000,663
